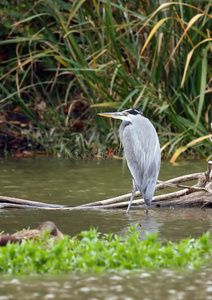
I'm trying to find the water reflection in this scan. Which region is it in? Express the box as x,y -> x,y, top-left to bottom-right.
1,204 -> 211,243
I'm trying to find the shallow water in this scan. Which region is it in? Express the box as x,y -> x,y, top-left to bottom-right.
0,158 -> 212,299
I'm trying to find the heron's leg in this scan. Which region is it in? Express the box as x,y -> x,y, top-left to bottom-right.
126,180 -> 137,214
145,204 -> 149,216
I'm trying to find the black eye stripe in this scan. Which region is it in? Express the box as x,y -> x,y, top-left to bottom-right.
125,108 -> 143,116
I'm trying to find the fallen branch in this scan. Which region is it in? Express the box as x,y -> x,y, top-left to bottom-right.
0,162 -> 211,210
78,189 -> 190,209
0,195 -> 65,210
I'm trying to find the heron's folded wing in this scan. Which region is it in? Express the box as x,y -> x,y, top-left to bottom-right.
122,118 -> 160,200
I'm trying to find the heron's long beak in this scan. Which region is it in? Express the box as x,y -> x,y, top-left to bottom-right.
98,112 -> 124,120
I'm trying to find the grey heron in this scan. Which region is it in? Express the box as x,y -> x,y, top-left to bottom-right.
98,108 -> 161,215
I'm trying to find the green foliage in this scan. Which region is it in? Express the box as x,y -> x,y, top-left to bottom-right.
0,227 -> 211,274
0,0 -> 211,159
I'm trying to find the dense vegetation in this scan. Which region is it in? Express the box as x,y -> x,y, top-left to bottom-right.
0,226 -> 211,274
0,0 -> 211,161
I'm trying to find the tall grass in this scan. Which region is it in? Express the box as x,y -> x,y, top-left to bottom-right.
0,0 -> 211,160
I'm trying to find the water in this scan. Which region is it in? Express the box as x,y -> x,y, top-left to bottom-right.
1,270 -> 212,300
0,158 -> 212,299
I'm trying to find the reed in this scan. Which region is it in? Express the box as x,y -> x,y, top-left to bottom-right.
0,0 -> 211,160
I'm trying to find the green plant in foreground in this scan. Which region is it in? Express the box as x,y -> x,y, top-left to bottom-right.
0,226 -> 211,275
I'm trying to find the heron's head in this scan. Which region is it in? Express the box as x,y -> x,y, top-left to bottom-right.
98,108 -> 143,121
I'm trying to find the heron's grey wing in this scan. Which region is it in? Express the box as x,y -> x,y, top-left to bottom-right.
121,117 -> 160,205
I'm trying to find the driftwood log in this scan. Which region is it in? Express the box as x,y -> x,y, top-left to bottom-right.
0,161 -> 211,210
